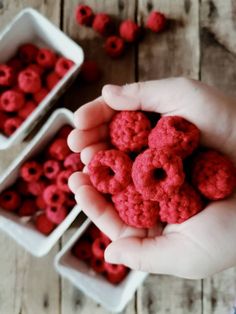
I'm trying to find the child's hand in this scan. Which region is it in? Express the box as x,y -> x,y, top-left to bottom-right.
68,78 -> 236,279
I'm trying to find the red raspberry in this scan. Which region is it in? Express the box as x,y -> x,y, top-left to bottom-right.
159,183 -> 203,224
18,43 -> 38,63
105,263 -> 128,284
26,64 -> 44,76
58,125 -> 73,139
43,159 -> 61,180
90,256 -> 105,273
35,213 -> 55,235
87,224 -> 102,241
28,179 -> 48,196
75,4 -> 94,26
0,90 -> 25,112
148,116 -> 200,158
18,199 -> 38,217
92,237 -> 111,259
80,60 -> 101,83
65,193 -> 76,208
20,161 -> 43,182
119,20 -> 141,42
18,100 -> 37,119
110,111 -> 151,153
146,11 -> 166,33
191,150 -> 236,200
36,48 -> 57,69
15,179 -> 30,196
0,64 -> 14,86
43,184 -> 66,206
92,13 -> 113,36
46,71 -> 60,90
46,204 -> 67,224
48,138 -> 71,160
112,184 -> 159,228
18,69 -> 42,93
33,88 -> 48,103
132,148 -> 185,201
88,149 -> 132,195
4,117 -> 23,136
64,153 -> 84,171
56,170 -> 72,193
0,189 -> 21,212
0,111 -> 8,132
73,240 -> 92,261
7,58 -> 23,73
105,36 -> 125,58
55,57 -> 74,77
36,195 -> 47,211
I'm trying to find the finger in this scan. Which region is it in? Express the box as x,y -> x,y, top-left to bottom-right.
67,124 -> 108,152
75,185 -> 146,241
68,172 -> 90,194
74,96 -> 115,130
80,142 -> 110,165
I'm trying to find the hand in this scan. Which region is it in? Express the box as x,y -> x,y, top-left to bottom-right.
68,77 -> 236,279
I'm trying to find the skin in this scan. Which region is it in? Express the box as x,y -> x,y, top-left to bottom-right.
67,77 -> 236,279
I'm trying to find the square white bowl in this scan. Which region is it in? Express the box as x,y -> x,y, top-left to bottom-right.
0,8 -> 84,150
0,108 -> 82,256
55,219 -> 148,312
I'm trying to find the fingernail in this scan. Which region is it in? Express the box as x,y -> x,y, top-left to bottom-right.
103,84 -> 122,96
104,246 -> 121,264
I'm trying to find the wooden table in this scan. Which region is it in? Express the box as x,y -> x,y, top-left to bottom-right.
0,1 -> 236,313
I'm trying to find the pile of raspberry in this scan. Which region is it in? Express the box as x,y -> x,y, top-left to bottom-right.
88,111 -> 236,227
75,4 -> 167,58
0,43 -> 74,137
0,125 -> 84,235
72,224 -> 128,284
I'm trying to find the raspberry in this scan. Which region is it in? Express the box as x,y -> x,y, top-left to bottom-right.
0,90 -> 25,112
43,184 -> 66,206
64,153 -> 84,171
20,161 -> 43,182
33,88 -> 48,103
92,13 -> 113,36
90,256 -> 105,273
132,148 -> 185,201
146,11 -> 166,33
0,64 -> 14,86
46,204 -> 67,224
28,179 -> 48,196
88,149 -> 132,194
36,195 -> 47,211
58,125 -> 73,139
48,138 -> 71,160
56,170 -> 72,192
46,71 -> 60,90
43,159 -> 61,180
18,199 -> 38,217
87,224 -> 102,241
26,64 -> 44,76
0,111 -> 8,132
0,189 -> 21,212
18,100 -> 37,119
4,117 -> 23,136
80,60 -> 101,83
105,36 -> 125,58
105,263 -> 128,284
36,48 -> 57,69
35,213 -> 55,235
7,58 -> 23,73
92,237 -> 111,259
18,43 -> 38,63
18,69 -> 41,93
191,150 -> 236,200
119,20 -> 141,42
55,57 -> 74,77
159,183 -> 203,224
75,4 -> 94,26
15,179 -> 30,196
65,193 -> 76,208
148,116 -> 200,158
112,184 -> 159,228
73,240 -> 92,261
110,111 -> 151,153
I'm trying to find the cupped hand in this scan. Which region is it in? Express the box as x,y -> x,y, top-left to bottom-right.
68,77 -> 236,279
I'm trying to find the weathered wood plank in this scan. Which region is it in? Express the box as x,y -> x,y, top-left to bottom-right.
0,2 -> 61,314
201,1 -> 236,313
137,1 -> 202,313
